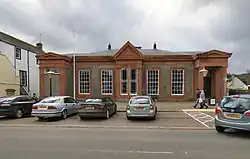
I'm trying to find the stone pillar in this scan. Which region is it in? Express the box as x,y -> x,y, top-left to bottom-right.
115,67 -> 121,100
39,67 -> 44,98
60,68 -> 66,96
197,68 -> 204,90
137,68 -> 142,95
215,67 -> 227,101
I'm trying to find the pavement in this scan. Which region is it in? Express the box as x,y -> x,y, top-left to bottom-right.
116,101 -> 216,112
0,127 -> 250,159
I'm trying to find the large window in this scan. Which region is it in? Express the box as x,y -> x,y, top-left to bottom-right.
130,69 -> 137,95
147,69 -> 159,95
79,70 -> 90,94
19,70 -> 27,86
101,70 -> 113,95
120,68 -> 128,94
171,69 -> 184,95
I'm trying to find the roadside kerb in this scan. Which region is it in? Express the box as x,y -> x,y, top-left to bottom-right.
0,124 -> 214,130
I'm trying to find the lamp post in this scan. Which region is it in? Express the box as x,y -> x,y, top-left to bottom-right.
47,70 -> 56,96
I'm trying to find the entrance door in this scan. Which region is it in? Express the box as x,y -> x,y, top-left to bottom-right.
203,73 -> 212,98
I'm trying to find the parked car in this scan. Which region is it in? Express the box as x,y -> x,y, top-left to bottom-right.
31,96 -> 79,120
0,95 -> 36,118
215,94 -> 250,133
126,96 -> 157,120
78,97 -> 117,119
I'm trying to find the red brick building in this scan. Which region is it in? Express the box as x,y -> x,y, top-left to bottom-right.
36,41 -> 231,101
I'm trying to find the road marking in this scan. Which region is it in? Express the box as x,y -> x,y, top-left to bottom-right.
84,148 -> 174,154
182,109 -> 215,128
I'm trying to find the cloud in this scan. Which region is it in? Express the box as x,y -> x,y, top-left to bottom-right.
0,0 -> 249,73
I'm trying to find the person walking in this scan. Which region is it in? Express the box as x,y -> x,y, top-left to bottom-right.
199,90 -> 208,109
193,89 -> 201,108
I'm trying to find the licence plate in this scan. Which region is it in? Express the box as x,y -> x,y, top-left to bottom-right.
38,106 -> 48,110
85,106 -> 94,110
135,107 -> 145,110
225,113 -> 241,119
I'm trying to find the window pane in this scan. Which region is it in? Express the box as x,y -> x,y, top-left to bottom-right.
147,70 -> 159,95
121,69 -> 127,80
79,70 -> 90,94
101,70 -> 113,94
121,81 -> 127,94
131,69 -> 136,80
131,82 -> 137,94
171,69 -> 184,95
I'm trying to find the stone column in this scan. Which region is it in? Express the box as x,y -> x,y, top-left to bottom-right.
60,68 -> 66,96
39,67 -> 44,98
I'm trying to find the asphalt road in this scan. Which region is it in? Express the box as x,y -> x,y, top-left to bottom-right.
0,127 -> 250,159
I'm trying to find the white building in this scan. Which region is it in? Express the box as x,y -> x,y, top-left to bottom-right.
0,31 -> 43,97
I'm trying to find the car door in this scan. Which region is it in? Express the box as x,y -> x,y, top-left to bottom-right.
22,96 -> 36,114
64,97 -> 74,115
68,97 -> 78,114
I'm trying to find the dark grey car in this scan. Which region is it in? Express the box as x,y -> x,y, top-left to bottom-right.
215,94 -> 250,132
78,97 -> 117,119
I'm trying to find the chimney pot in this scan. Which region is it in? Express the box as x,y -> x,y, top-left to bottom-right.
108,42 -> 111,50
36,42 -> 43,50
153,42 -> 157,49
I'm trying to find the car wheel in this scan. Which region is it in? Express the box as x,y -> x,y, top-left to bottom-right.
106,110 -> 110,119
80,116 -> 84,120
215,126 -> 225,133
126,116 -> 131,120
37,117 -> 44,121
61,110 -> 68,119
15,109 -> 23,118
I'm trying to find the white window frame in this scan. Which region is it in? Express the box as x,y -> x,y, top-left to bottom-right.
171,69 -> 184,96
101,69 -> 113,95
120,68 -> 128,95
147,69 -> 159,95
78,69 -> 90,94
130,69 -> 138,95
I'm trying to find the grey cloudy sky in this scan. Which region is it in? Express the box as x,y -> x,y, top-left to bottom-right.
0,0 -> 249,73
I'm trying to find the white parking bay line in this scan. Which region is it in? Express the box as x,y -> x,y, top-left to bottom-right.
182,109 -> 215,128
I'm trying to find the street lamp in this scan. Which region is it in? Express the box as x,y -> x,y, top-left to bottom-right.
199,67 -> 208,77
46,70 -> 56,96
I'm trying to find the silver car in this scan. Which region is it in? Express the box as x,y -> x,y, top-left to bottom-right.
215,94 -> 250,132
31,96 -> 79,120
126,96 -> 157,120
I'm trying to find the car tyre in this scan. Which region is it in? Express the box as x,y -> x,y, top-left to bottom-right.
215,126 -> 225,133
114,106 -> 117,114
61,110 -> 68,119
79,116 -> 84,120
37,117 -> 44,121
106,110 -> 110,119
126,116 -> 131,120
15,109 -> 23,118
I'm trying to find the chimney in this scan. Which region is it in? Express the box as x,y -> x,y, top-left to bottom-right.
153,42 -> 157,49
108,42 -> 111,50
36,42 -> 43,51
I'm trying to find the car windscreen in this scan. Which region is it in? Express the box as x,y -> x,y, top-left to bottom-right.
219,97 -> 250,110
85,99 -> 102,103
130,97 -> 150,104
39,97 -> 60,103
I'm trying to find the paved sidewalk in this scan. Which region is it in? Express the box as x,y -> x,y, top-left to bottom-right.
117,101 -> 216,112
